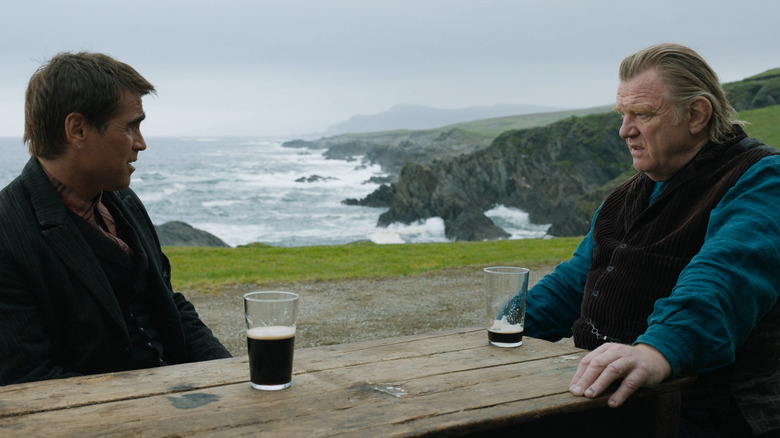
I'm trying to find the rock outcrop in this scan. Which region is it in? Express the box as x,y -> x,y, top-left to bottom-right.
367,112 -> 631,239
295,175 -> 338,183
155,221 -> 230,247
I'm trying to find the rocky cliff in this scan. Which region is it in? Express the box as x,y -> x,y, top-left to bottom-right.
360,112 -> 629,239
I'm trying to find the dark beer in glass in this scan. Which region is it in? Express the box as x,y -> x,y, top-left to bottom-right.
247,326 -> 296,390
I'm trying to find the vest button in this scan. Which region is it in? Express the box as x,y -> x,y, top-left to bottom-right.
592,290 -> 600,297
606,266 -> 614,272
619,243 -> 627,249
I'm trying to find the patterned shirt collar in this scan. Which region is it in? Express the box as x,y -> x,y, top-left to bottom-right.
42,166 -> 102,224
41,163 -> 133,255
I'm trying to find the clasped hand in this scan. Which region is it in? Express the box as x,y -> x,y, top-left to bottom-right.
569,343 -> 672,407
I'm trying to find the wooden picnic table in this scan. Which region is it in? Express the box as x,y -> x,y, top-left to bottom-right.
0,327 -> 691,437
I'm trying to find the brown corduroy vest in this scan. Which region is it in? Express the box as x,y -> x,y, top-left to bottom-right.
572,132 -> 774,349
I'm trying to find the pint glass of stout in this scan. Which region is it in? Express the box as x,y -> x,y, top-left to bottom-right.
244,291 -> 299,390
484,267 -> 529,347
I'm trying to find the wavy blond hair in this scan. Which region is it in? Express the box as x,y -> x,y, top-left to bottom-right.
619,43 -> 744,143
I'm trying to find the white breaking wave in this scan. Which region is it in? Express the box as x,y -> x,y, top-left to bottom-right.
485,205 -> 551,239
369,217 -> 449,244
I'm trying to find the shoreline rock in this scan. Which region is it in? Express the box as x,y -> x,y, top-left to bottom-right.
155,221 -> 230,247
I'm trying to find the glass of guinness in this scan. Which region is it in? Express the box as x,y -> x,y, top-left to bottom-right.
244,291 -> 299,390
484,267 -> 529,347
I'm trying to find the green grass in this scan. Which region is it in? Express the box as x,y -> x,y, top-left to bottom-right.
741,104 -> 780,148
165,238 -> 581,291
449,105 -> 615,136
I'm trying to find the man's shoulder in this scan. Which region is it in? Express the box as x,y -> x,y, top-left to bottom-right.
744,153 -> 780,178
0,173 -> 32,210
0,175 -> 40,242
741,136 -> 779,156
741,137 -> 780,172
0,158 -> 47,203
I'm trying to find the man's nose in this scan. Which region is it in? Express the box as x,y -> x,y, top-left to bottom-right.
619,116 -> 638,139
134,132 -> 147,151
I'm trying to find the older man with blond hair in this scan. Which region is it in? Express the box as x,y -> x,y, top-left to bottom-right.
511,44 -> 780,436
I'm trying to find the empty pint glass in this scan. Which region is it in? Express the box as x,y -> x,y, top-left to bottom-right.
244,291 -> 299,390
484,267 -> 529,347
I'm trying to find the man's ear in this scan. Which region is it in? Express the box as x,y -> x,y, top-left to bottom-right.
687,96 -> 712,136
64,112 -> 88,146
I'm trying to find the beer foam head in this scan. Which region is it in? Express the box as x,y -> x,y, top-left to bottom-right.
247,325 -> 296,340
489,316 -> 523,333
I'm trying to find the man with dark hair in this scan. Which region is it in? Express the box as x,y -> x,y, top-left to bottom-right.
511,43 -> 780,436
0,51 -> 231,385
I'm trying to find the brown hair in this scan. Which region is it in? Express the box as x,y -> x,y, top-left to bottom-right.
24,51 -> 156,159
619,43 -> 743,143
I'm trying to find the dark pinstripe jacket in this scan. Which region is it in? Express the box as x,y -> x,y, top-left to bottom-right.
0,158 -> 230,385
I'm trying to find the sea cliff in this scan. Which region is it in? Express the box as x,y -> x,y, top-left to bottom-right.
362,112 -> 630,239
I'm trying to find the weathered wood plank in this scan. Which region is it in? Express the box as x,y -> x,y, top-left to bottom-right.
293,327 -> 579,379
0,357 -> 248,418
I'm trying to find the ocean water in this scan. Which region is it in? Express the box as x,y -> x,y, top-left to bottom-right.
0,137 -> 550,247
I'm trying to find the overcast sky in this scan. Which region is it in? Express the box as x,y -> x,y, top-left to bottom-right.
1,0 -> 778,138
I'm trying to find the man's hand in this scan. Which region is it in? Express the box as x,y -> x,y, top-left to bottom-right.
569,343 -> 672,407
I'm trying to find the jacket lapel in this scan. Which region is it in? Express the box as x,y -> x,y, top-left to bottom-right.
24,158 -> 125,327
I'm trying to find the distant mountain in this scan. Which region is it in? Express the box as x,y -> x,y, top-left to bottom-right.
324,103 -> 565,136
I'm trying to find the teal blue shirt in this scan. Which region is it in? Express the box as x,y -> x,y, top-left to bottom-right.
524,155 -> 780,376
